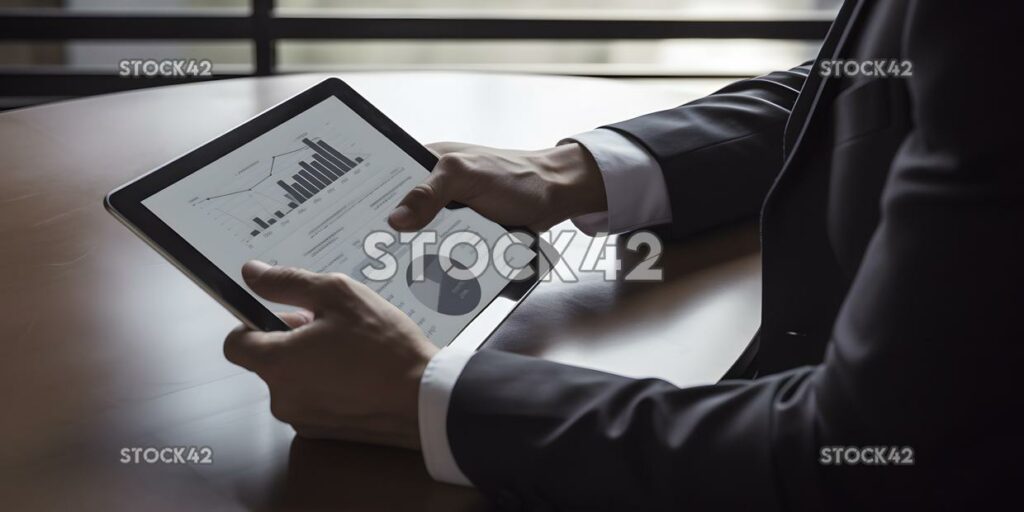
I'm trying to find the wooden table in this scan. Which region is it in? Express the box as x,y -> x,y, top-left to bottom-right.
0,72 -> 761,510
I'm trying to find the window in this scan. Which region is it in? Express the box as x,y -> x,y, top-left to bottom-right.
0,0 -> 838,109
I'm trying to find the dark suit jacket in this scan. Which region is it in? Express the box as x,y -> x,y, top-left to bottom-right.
446,1 -> 1023,509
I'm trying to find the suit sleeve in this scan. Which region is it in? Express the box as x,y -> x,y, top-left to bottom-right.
602,63 -> 811,239
445,2 -> 1024,510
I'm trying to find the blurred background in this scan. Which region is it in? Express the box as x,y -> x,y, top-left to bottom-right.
0,0 -> 840,110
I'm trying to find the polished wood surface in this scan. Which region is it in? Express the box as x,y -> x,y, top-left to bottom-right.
0,72 -> 760,510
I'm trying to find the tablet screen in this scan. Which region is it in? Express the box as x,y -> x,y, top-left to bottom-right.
142,96 -> 533,346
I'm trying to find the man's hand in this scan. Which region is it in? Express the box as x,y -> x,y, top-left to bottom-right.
223,260 -> 438,450
388,141 -> 607,232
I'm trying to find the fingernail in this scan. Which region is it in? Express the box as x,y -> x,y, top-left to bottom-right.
242,260 -> 272,281
388,205 -> 414,229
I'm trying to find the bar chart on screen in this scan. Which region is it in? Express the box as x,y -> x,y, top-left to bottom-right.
189,135 -> 369,244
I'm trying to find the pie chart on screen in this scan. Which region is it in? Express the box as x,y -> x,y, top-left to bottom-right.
406,254 -> 482,316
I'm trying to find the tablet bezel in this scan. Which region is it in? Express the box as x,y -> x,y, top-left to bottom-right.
105,77 -> 547,347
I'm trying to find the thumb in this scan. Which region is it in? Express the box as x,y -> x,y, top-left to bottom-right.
241,260 -> 330,313
389,154 -> 473,231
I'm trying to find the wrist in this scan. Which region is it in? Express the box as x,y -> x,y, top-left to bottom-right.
542,142 -> 607,222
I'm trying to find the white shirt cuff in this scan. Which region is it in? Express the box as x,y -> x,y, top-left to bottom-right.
559,129 -> 673,236
418,347 -> 475,486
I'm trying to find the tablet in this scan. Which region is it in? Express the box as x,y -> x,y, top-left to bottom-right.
105,78 -> 547,350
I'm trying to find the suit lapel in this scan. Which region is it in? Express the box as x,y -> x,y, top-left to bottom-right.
782,0 -> 869,157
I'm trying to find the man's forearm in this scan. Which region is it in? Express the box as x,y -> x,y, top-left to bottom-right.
603,64 -> 812,239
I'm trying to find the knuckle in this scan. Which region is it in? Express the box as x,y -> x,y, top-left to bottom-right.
436,153 -> 458,168
223,330 -> 258,366
438,153 -> 472,174
270,406 -> 288,423
222,335 -> 242,364
407,183 -> 435,201
275,266 -> 305,284
254,266 -> 296,291
324,272 -> 354,295
224,330 -> 288,374
269,394 -> 295,423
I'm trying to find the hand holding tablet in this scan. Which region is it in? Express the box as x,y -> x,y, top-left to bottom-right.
106,78 -> 547,350
222,259 -> 436,448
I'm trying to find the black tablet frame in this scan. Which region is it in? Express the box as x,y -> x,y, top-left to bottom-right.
105,77 -> 544,336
